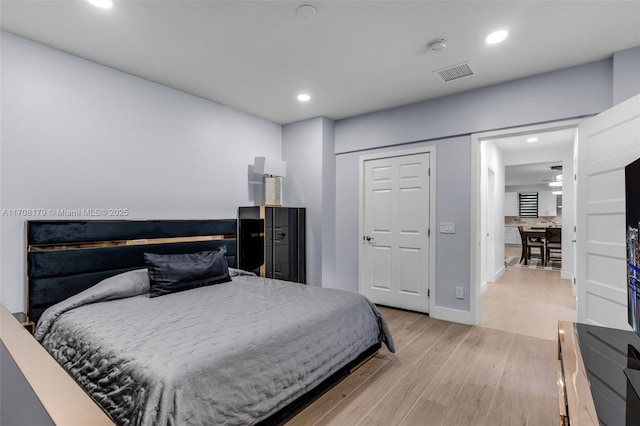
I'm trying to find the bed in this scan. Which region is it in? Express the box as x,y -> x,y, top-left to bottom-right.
26,220 -> 394,425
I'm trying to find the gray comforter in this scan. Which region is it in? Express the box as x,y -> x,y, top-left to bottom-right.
35,269 -> 394,425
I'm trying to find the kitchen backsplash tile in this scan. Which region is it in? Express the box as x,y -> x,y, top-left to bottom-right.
505,214 -> 562,227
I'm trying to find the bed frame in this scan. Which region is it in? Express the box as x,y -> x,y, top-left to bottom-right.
25,219 -> 380,425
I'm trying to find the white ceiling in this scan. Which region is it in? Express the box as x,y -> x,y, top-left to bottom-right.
505,161 -> 564,187
495,127 -> 574,186
1,1 -> 639,124
493,127 -> 575,154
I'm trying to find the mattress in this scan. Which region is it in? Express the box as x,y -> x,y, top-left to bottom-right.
35,269 -> 394,425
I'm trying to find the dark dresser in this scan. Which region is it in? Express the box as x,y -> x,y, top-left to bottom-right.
238,206 -> 306,283
557,320 -> 640,425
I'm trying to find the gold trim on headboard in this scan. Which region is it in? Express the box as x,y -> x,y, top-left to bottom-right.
27,234 -> 236,252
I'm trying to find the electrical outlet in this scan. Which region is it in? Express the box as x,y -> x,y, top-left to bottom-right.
456,287 -> 464,299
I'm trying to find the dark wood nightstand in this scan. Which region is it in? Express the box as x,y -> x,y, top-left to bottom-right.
12,312 -> 35,334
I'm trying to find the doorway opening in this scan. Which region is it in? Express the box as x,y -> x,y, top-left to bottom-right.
470,119 -> 582,328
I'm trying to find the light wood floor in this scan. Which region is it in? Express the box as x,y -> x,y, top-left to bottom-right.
286,246 -> 574,425
482,245 -> 577,341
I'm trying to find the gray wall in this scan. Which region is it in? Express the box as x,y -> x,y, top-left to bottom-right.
282,118 -> 323,285
321,118 -> 336,286
613,46 -> 640,105
0,32 -> 282,313
333,136 -> 471,312
333,59 -> 613,312
282,116 -> 336,287
335,60 -> 613,154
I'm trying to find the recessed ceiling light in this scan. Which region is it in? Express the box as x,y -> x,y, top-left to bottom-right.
552,190 -> 563,195
297,93 -> 311,102
486,30 -> 508,44
549,181 -> 563,187
527,137 -> 538,143
556,174 -> 563,180
86,0 -> 113,9
296,5 -> 317,18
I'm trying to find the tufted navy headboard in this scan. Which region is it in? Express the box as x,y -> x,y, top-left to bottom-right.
26,220 -> 237,324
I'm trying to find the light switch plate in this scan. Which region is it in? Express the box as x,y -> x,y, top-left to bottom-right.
440,222 -> 455,234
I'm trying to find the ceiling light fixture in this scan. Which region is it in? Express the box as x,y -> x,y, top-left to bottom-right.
486,30 -> 508,44
552,190 -> 563,195
527,137 -> 538,143
296,5 -> 316,18
297,93 -> 311,102
548,165 -> 563,188
86,0 -> 113,9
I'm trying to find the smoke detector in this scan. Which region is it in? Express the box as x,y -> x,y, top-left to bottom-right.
427,38 -> 447,52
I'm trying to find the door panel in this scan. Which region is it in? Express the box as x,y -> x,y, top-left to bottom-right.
363,152 -> 431,313
399,162 -> 421,179
372,190 -> 392,231
399,187 -> 421,232
372,246 -> 392,290
576,94 -> 640,329
399,247 -> 421,294
372,166 -> 392,183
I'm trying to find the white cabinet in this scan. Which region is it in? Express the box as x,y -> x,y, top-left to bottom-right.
538,191 -> 557,217
504,226 -> 522,245
504,192 -> 518,216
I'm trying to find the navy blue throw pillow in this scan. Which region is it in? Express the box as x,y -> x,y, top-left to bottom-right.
144,247 -> 231,298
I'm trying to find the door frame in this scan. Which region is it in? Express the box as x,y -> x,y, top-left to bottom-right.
484,167 -> 497,285
470,118 -> 584,325
358,146 -> 437,314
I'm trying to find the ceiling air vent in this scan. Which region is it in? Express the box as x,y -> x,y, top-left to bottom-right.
433,61 -> 475,83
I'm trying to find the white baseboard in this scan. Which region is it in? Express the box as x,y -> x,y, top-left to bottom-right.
494,265 -> 505,281
430,305 -> 476,325
481,266 -> 504,296
560,271 -> 576,297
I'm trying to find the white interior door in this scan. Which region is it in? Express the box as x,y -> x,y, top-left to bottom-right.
362,152 -> 431,313
576,94 -> 640,329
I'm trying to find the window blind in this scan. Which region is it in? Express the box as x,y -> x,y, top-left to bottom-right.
519,192 -> 538,218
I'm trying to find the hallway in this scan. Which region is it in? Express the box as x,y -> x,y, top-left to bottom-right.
481,246 -> 576,341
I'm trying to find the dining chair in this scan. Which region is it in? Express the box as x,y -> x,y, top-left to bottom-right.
518,226 -> 545,265
545,227 -> 562,263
